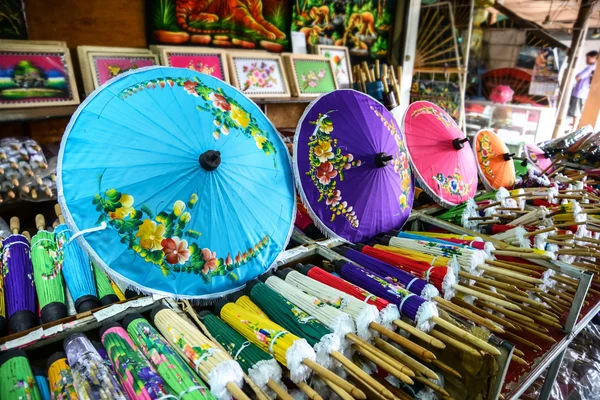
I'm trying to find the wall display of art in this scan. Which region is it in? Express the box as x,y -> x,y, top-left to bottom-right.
291,0 -> 395,60
0,0 -> 28,40
313,44 -> 352,88
228,52 -> 290,98
283,53 -> 337,97
0,43 -> 79,109
152,45 -> 229,82
146,0 -> 291,53
78,46 -> 156,95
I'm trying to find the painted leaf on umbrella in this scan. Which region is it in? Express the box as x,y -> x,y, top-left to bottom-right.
94,183 -> 270,282
119,76 -> 277,163
306,114 -> 362,228
478,134 -> 495,178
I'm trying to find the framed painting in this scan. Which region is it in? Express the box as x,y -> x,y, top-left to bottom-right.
146,0 -> 291,53
0,0 -> 27,40
282,54 -> 337,97
77,46 -> 153,95
86,52 -> 159,93
0,44 -> 79,109
152,46 -> 229,82
227,52 -> 290,98
313,44 -> 352,89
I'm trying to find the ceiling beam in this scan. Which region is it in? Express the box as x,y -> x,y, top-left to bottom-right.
493,3 -> 570,50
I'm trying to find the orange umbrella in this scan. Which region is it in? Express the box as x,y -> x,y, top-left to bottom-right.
473,129 -> 516,190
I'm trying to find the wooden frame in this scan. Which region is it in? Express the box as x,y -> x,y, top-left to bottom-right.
227,51 -> 290,99
85,52 -> 159,94
282,53 -> 338,98
151,46 -> 230,83
313,44 -> 353,89
77,46 -> 152,95
0,43 -> 80,109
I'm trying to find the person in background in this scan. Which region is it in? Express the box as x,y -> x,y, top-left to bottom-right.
568,50 -> 598,129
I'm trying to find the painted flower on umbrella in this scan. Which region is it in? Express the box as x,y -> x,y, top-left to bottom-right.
314,140 -> 334,162
317,161 -> 338,185
137,220 -> 166,251
109,194 -> 135,220
201,248 -> 218,274
326,189 -> 342,206
230,105 -> 250,128
183,80 -> 199,96
209,92 -> 231,111
162,237 -> 190,265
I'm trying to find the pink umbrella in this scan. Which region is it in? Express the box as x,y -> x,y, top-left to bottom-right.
524,143 -> 552,173
490,85 -> 514,104
402,101 -> 478,208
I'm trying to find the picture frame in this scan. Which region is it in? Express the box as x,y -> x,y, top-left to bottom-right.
77,46 -> 153,95
86,52 -> 159,93
151,46 -> 230,83
282,53 -> 337,98
227,52 -> 290,98
313,45 -> 352,89
0,44 -> 80,109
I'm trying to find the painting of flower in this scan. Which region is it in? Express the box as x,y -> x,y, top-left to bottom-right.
229,54 -> 289,97
318,46 -> 352,89
290,57 -> 336,96
164,51 -> 227,82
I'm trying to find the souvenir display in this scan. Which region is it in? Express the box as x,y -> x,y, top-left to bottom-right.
152,46 -> 229,82
0,349 -> 41,400
227,52 -> 290,98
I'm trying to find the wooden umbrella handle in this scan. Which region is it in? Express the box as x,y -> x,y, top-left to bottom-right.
225,382 -> 251,400
351,341 -> 414,385
293,380 -> 323,400
430,316 -> 501,356
369,322 -> 436,361
390,319 -> 446,349
373,338 -> 438,380
302,359 -> 366,400
10,216 -> 19,234
266,379 -> 293,400
35,214 -> 45,231
54,204 -> 65,224
321,378 -> 354,400
329,351 -> 395,400
429,329 -> 481,357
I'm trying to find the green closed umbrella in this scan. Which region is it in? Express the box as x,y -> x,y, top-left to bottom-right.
0,349 -> 41,400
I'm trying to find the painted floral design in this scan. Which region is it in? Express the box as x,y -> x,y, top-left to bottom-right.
478,134 -> 495,177
324,51 -> 347,82
241,318 -> 288,347
241,62 -> 277,91
422,240 -> 462,258
433,169 -> 472,197
119,76 -> 277,163
187,61 -> 215,76
370,106 -> 412,210
410,105 -> 454,130
301,69 -> 327,90
51,369 -> 78,400
92,182 -> 270,282
32,237 -> 63,280
306,114 -> 362,228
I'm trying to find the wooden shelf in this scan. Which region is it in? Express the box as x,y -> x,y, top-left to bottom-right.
0,105 -> 78,123
253,97 -> 313,105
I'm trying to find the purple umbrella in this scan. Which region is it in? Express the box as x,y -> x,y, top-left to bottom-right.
293,90 -> 414,243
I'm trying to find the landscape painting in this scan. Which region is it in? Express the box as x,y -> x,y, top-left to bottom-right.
0,50 -> 78,108
291,0 -> 395,60
147,0 -> 291,52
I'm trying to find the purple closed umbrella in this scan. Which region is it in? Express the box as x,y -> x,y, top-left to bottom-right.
293,90 -> 414,243
2,234 -> 37,333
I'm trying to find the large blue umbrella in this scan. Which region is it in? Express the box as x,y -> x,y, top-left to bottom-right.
57,67 -> 295,299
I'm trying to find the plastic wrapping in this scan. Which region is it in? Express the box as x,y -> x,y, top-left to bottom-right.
0,137 -> 50,203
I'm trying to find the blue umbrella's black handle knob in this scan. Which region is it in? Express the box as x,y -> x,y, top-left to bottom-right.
199,150 -> 221,171
375,152 -> 393,167
503,153 -> 516,161
452,137 -> 469,150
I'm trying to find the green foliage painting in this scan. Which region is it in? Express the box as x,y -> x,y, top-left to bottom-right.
294,60 -> 336,94
0,0 -> 27,40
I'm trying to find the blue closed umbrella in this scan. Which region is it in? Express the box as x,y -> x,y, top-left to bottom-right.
57,67 -> 295,299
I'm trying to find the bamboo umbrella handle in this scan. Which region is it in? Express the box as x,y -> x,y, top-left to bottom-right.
430,359 -> 463,379
430,316 -> 501,356
266,379 -> 293,400
414,376 -> 450,397
429,329 -> 481,357
35,214 -> 45,231
451,298 -> 519,330
347,333 -> 415,377
492,250 -> 552,260
54,203 -> 65,224
497,331 -> 543,352
329,351 -> 395,400
369,322 -> 436,361
389,319 -> 446,349
226,382 -> 251,400
373,338 -> 438,380
352,341 -> 415,384
523,226 -> 556,237
321,378 -> 354,400
473,300 -> 534,324
10,216 -> 19,234
512,355 -> 528,366
477,265 -> 543,285
294,381 -> 323,400
505,318 -> 557,343
302,359 -> 366,400
434,296 -> 504,333
454,284 -> 523,311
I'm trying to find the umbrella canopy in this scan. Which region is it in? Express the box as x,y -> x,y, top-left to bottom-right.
473,129 -> 516,190
524,143 -> 552,173
401,101 -> 477,208
57,67 -> 295,299
294,90 -> 414,243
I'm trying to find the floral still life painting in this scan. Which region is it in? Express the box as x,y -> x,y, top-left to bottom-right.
58,67 -> 295,298
147,0 -> 291,52
316,45 -> 352,89
165,53 -> 226,81
293,59 -> 336,95
230,55 -> 289,97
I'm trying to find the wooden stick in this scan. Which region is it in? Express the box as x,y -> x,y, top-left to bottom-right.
512,355 -> 528,366
478,265 -> 543,284
330,351 -> 395,400
510,305 -> 562,328
344,369 -> 389,400
471,283 -> 509,300
389,320 -> 445,349
492,287 -> 552,311
302,359 -> 366,400
452,298 -> 520,330
454,284 -> 522,311
321,378 -> 353,400
267,379 -> 294,400
373,338 -> 438,380
513,348 -> 525,357
351,341 -> 415,384
431,359 -> 462,379
505,319 -> 557,343
492,251 -> 552,260
459,272 -> 522,294
497,331 -> 543,352
474,300 -> 534,324
430,316 -> 500,356
347,333 -> 417,376
479,261 -> 542,277
429,329 -> 481,357
414,376 -> 450,397
554,221 -> 587,228
294,380 -> 323,400
477,201 -> 501,211
369,323 -> 437,361
434,296 -> 504,333
373,375 -> 414,400
226,382 -> 251,400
